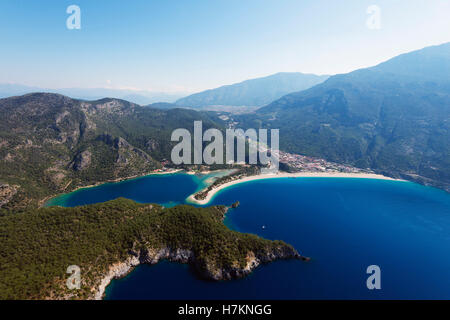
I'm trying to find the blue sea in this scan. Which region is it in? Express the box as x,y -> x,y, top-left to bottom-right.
47,173 -> 450,299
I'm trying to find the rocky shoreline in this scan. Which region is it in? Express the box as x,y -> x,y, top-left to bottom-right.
93,245 -> 309,300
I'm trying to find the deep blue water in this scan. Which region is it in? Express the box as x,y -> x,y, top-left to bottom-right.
48,174 -> 450,299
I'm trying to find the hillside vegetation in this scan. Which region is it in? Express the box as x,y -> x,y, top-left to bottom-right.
0,93 -> 222,210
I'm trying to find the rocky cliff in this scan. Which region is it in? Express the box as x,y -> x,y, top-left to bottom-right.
93,244 -> 307,300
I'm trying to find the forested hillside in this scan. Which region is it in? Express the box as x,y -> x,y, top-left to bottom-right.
0,198 -> 300,299
0,93 -> 222,210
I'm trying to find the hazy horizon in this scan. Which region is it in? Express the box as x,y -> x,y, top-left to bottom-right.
1,0 -> 449,94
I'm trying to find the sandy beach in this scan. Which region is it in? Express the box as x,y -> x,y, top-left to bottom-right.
187,171 -> 404,205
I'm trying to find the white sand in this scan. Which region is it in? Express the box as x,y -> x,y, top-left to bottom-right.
186,171 -> 404,205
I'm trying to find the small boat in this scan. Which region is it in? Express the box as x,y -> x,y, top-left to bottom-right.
262,225 -> 266,229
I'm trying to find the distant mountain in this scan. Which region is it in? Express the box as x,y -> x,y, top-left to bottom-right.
0,84 -> 187,105
146,102 -> 180,109
0,84 -> 43,98
175,72 -> 329,108
241,43 -> 450,191
0,93 -> 222,209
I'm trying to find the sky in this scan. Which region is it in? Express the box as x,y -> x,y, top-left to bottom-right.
0,0 -> 449,93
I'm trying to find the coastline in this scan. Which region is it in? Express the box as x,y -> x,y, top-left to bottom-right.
41,168 -> 234,208
187,171 -> 405,205
94,244 -> 306,300
41,169 -> 183,207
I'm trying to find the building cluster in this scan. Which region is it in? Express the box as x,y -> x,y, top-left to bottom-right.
278,151 -> 369,173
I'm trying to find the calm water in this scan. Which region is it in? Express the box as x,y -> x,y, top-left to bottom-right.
45,171 -> 229,208
48,174 -> 450,299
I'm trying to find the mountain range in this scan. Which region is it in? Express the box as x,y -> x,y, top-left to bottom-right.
175,72 -> 329,108
0,43 -> 449,211
0,84 -> 186,105
238,42 -> 450,191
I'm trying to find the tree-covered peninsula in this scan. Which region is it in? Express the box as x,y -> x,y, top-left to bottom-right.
0,198 -> 306,300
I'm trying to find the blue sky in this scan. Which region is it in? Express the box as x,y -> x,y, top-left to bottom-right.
0,0 -> 449,93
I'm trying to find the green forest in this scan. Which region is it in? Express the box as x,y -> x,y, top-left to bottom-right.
0,198 -> 298,300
